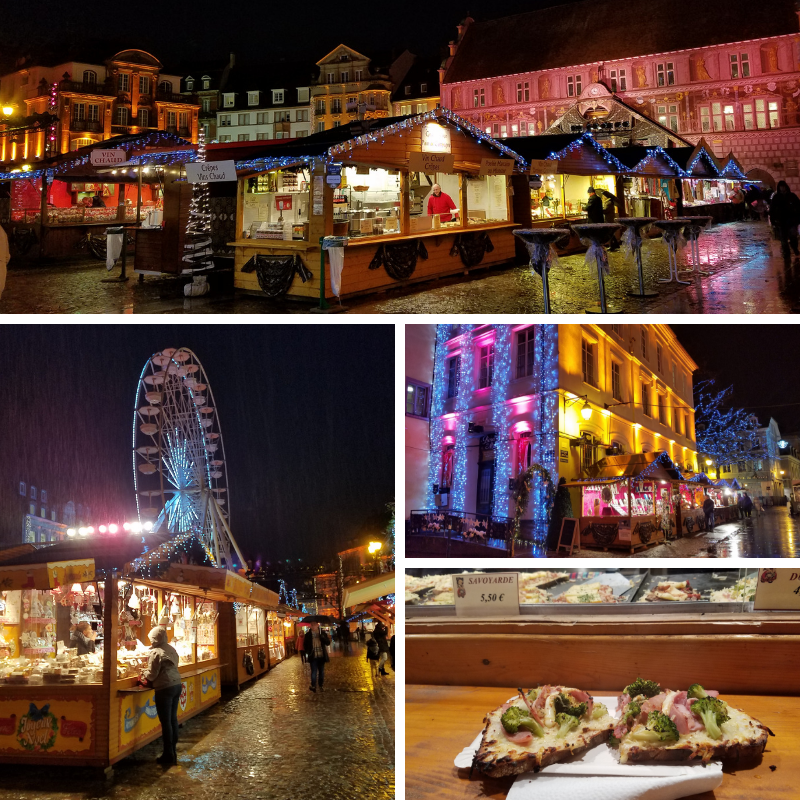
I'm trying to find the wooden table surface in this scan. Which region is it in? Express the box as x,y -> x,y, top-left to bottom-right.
406,685 -> 797,800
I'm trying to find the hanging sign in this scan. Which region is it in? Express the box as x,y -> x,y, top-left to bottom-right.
529,159 -> 559,175
753,569 -> 799,610
275,194 -> 293,211
185,161 -> 237,183
90,149 -> 126,167
312,175 -> 324,216
421,122 -> 452,154
408,151 -> 455,174
453,573 -> 520,617
479,158 -> 515,176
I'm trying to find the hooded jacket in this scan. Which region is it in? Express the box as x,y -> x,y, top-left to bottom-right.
142,627 -> 182,690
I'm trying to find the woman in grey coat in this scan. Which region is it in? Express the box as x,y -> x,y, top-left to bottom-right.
140,627 -> 183,766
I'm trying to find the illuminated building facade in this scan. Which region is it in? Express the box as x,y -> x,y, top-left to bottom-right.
425,324 -> 698,539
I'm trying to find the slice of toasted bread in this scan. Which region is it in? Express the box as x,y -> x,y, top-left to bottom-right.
472,688 -> 615,778
619,694 -> 770,765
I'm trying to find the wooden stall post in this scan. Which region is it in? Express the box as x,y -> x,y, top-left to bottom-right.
400,171 -> 411,235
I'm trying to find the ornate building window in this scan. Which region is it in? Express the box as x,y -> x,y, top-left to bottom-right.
567,75 -> 582,97
515,327 -> 536,379
473,87 -> 485,107
611,361 -> 622,402
447,355 -> 461,399
118,73 -> 130,92
641,382 -> 651,417
582,338 -> 596,387
82,70 -> 97,85
730,53 -> 750,79
609,68 -> 626,92
516,81 -> 530,102
478,344 -> 495,389
656,62 -> 675,86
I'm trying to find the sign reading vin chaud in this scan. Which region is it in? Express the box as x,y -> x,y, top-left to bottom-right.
185,161 -> 237,183
408,151 -> 455,174
452,572 -> 520,617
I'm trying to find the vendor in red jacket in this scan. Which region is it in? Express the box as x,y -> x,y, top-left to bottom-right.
427,184 -> 458,222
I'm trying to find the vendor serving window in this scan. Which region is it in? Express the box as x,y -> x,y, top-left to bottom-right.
334,167 -> 401,239
243,167 -> 311,241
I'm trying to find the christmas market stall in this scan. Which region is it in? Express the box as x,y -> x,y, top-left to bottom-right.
0,132 -> 195,266
342,572 -> 396,638
566,451 -> 685,553
228,108 -> 527,302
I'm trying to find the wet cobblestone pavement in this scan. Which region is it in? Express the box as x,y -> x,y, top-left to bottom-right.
0,644 -> 395,800
0,220 -> 797,314
567,507 -> 800,559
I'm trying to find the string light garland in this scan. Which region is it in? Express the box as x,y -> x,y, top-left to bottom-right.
426,325 -> 453,508
183,128 -> 214,272
451,325 -> 476,512
547,132 -> 628,175
490,325 -> 513,519
128,531 -> 216,579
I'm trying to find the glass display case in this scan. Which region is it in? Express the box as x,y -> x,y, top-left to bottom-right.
235,604 -> 266,648
267,611 -> 285,662
242,167 -> 311,241
0,582 -> 105,685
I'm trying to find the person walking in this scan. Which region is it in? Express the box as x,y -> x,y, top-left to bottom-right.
366,632 -> 381,677
600,188 -> 622,250
585,187 -> 605,223
743,492 -> 753,518
304,621 -> 330,693
295,628 -> 306,663
768,180 -> 800,256
702,494 -> 715,532
389,633 -> 395,673
752,494 -> 763,518
139,627 -> 182,766
736,492 -> 745,519
374,623 -> 390,676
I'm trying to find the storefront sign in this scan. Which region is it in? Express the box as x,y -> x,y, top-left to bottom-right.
421,122 -> 452,154
326,174 -> 341,187
275,194 -> 292,211
754,569 -> 800,610
560,449 -> 569,462
90,149 -> 126,167
224,571 -> 254,599
529,159 -> 559,175
479,158 -> 515,176
0,697 -> 94,755
452,573 -> 520,617
185,161 -> 237,183
408,151 -> 455,174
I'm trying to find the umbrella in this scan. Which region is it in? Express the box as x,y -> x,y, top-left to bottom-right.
300,615 -> 339,624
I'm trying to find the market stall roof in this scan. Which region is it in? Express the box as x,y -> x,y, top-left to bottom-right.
719,153 -> 748,180
233,107 -> 526,174
665,140 -> 723,178
0,543 -> 37,564
342,571 -> 395,609
605,145 -> 685,177
582,451 -> 684,482
501,131 -> 628,175
684,472 -> 714,486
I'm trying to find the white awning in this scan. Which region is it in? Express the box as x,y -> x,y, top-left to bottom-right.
342,572 -> 395,608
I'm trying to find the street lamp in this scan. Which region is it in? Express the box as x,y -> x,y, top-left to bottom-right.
367,541 -> 382,554
705,459 -> 712,466
580,401 -> 592,421
2,106 -> 13,117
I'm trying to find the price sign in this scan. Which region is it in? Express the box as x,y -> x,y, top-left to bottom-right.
753,569 -> 800,610
453,573 -> 520,617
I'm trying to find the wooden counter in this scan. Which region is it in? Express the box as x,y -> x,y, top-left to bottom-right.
406,685 -> 796,800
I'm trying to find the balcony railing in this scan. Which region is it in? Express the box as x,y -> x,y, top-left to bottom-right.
60,80 -> 115,96
408,509 -> 513,555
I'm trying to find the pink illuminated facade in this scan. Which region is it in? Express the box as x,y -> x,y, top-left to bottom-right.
440,1 -> 800,189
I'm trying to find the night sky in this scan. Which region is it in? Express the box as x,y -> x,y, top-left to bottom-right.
675,325 -> 800,434
0,325 -> 394,566
0,0 -> 574,72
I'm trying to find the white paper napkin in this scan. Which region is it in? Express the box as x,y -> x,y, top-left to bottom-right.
455,695 -> 723,799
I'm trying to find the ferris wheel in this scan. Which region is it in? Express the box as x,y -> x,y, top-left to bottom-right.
132,347 -> 245,569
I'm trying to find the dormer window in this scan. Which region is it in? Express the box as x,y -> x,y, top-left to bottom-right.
223,93 -> 235,107
297,87 -> 309,102
420,83 -> 428,94
159,80 -> 172,94
202,75 -> 211,89
404,86 -> 411,95
272,89 -> 284,104
248,91 -> 259,106
340,53 -> 349,62
186,77 -> 194,90
83,70 -> 97,85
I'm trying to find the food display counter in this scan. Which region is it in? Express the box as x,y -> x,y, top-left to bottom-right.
231,108 -> 524,301
406,566 -> 799,800
267,611 -> 286,666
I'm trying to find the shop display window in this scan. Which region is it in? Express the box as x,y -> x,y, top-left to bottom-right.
530,174 -> 562,220
410,172 -> 460,233
1,582 -> 105,685
407,568 -> 759,610
333,167 -> 401,238
562,174 -> 592,218
267,611 -> 285,661
235,604 -> 265,648
581,481 -> 657,517
465,174 -> 509,225
242,168 -> 311,241
195,601 -> 218,662
117,581 -> 159,679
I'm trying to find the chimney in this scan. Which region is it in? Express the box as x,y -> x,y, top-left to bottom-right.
229,53 -> 236,68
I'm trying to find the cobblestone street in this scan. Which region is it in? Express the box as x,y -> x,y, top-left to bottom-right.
1,220 -> 798,314
0,644 -> 394,800
568,506 -> 800,559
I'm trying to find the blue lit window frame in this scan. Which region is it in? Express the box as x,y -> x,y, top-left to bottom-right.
406,379 -> 431,420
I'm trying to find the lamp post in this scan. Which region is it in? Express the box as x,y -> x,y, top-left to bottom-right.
368,541 -> 383,575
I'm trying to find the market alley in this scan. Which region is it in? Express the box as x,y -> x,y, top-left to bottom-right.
0,643 -> 395,800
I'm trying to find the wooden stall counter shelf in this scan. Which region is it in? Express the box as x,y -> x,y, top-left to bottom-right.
406,685 -> 797,800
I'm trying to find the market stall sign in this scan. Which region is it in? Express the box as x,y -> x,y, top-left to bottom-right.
421,122 -> 452,154
452,573 -> 520,617
90,149 -> 126,167
275,194 -> 292,211
479,158 -> 514,176
47,559 -> 94,588
185,161 -> 237,183
0,564 -> 49,591
0,697 -> 94,754
529,159 -> 559,175
753,568 -> 800,610
408,152 -> 455,174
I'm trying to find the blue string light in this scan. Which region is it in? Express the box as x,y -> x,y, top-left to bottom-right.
490,325 -> 513,518
427,324 -> 454,508
451,325 -> 476,512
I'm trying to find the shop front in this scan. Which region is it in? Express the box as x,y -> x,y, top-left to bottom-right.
230,108 -> 526,301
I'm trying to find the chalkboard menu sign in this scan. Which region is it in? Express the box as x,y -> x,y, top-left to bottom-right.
557,518 -> 580,555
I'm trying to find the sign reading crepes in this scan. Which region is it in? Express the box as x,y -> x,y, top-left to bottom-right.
753,568 -> 799,610
185,161 -> 237,183
479,158 -> 515,176
90,149 -> 126,167
421,122 -> 452,154
452,572 -> 520,617
408,151 -> 455,174
529,159 -> 560,175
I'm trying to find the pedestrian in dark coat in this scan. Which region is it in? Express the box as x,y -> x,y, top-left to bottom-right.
743,492 -> 753,518
768,180 -> 800,255
585,187 -> 604,223
373,624 -> 390,676
702,495 -> 715,531
389,634 -> 395,672
303,622 -> 331,693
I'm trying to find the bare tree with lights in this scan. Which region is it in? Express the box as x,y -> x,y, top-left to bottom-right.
694,379 -> 760,478
182,129 -> 214,273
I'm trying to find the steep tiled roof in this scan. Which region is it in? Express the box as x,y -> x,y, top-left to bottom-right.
445,0 -> 798,83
